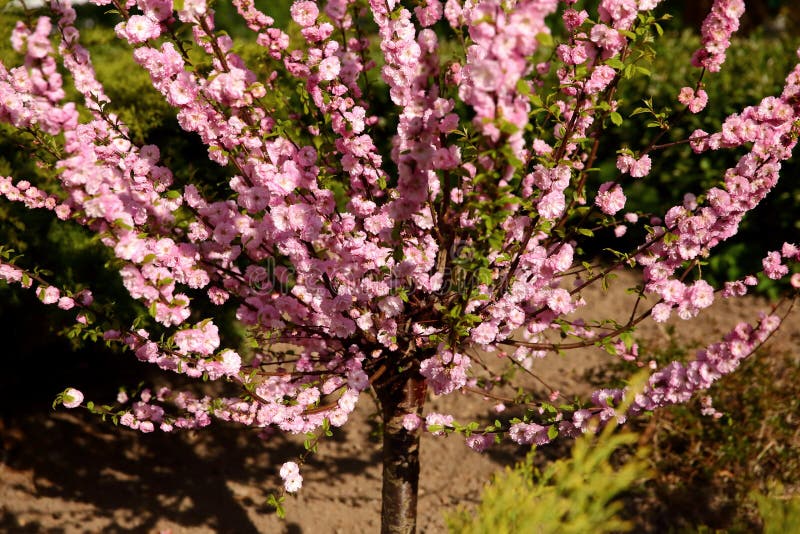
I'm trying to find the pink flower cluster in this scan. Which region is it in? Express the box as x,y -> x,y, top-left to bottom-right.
0,177 -> 71,218
2,17 -> 71,132
616,153 -> 652,177
691,0 -> 745,73
599,0 -> 663,31
0,261 -> 28,287
678,86 -> 709,113
0,260 -> 93,321
595,181 -> 626,215
279,461 -> 303,493
419,348 -> 471,395
627,314 -> 781,414
457,0 -> 558,151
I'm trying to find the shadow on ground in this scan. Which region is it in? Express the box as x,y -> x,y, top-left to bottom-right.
0,295 -> 386,533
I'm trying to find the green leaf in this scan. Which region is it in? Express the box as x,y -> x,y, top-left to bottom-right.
267,494 -> 286,519
609,112 -> 623,126
516,79 -> 531,96
619,331 -> 634,351
113,218 -> 134,230
624,64 -> 635,79
535,32 -> 554,47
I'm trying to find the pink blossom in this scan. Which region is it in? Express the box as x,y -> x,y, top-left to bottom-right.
556,43 -> 589,66
651,302 -> 673,323
590,24 -> 626,56
678,87 -> 709,113
781,242 -> 799,259
508,422 -> 551,445
120,15 -> 161,44
219,349 -> 242,376
40,285 -> 60,304
279,461 -> 303,493
402,413 -> 422,431
284,474 -> 302,493
763,251 -> 789,280
290,1 -> 319,27
616,154 -> 635,173
562,9 -> 588,31
318,56 -> 341,81
617,154 -> 651,177
174,322 -> 220,355
378,296 -> 403,318
425,412 -> 454,436
585,65 -> 616,94
139,421 -> 155,433
415,0 -> 443,27
595,182 -> 626,215
598,0 -> 638,29
630,155 -> 652,177
141,0 -> 172,21
177,0 -> 207,22
470,321 -> 498,345
465,434 -> 495,452
546,288 -> 574,315
57,296 -> 76,310
537,191 -> 566,220
0,263 -> 24,284
420,350 -> 470,395
62,388 -> 84,409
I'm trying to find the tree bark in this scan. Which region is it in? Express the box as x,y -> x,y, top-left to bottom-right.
375,371 -> 427,534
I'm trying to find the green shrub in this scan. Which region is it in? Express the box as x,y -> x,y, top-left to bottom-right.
446,426 -> 650,534
753,486 -> 800,534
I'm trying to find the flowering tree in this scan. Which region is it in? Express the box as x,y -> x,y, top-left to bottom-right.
1,0 -> 799,531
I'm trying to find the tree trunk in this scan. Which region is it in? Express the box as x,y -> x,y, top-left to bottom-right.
375,371 -> 427,534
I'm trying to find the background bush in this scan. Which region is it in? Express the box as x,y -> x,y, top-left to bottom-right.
605,328 -> 800,532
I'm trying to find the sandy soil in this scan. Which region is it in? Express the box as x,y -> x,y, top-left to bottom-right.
1,270 -> 798,533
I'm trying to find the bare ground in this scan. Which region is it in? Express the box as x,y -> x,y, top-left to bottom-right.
1,270 -> 798,533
